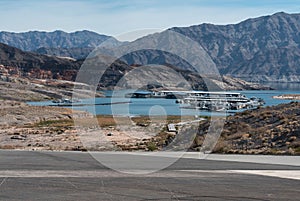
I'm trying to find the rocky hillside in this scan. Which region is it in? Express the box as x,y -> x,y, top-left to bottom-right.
0,30 -> 111,50
170,12 -> 300,82
35,47 -> 94,60
0,42 -> 270,91
0,42 -> 81,69
0,30 -> 120,59
191,102 -> 300,155
1,13 -> 300,82
0,42 -> 82,80
106,64 -> 271,91
104,12 -> 300,82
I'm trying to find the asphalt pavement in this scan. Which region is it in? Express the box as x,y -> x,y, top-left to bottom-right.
0,150 -> 299,201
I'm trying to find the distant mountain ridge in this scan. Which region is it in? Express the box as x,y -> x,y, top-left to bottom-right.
170,12 -> 300,82
96,12 -> 300,82
0,42 -> 269,91
1,12 -> 300,82
0,30 -> 120,59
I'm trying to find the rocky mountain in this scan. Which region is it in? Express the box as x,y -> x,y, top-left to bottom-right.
100,63 -> 269,91
0,30 -> 120,59
35,47 -> 94,60
2,12 -> 300,82
2,13 -> 300,82
0,42 -> 82,80
107,12 -> 300,82
0,41 -> 269,91
191,101 -> 300,155
80,30 -> 271,91
170,12 -> 300,82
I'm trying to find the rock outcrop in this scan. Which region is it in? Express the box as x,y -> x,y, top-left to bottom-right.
191,102 -> 300,155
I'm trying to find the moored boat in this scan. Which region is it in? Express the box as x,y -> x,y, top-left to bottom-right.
176,91 -> 264,111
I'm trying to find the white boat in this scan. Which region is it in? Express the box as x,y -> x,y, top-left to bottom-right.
175,91 -> 264,111
125,90 -> 265,111
52,98 -> 81,105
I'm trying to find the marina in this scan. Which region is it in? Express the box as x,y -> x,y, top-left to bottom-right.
175,91 -> 265,111
28,89 -> 300,116
126,90 -> 265,111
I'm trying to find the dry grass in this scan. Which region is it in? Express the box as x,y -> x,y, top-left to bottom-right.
34,119 -> 74,127
34,115 -> 196,129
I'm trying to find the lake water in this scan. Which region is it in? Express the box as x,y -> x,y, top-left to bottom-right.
28,83 -> 300,116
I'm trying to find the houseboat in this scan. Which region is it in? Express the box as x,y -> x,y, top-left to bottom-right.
125,90 -> 265,111
175,91 -> 264,111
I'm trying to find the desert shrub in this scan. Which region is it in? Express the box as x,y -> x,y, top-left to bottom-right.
147,142 -> 157,151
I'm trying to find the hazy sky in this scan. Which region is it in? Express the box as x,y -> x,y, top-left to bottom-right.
1,0 -> 299,39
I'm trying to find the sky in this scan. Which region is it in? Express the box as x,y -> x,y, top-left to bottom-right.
1,0 -> 300,40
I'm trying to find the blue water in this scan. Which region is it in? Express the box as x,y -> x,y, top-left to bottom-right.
28,89 -> 300,116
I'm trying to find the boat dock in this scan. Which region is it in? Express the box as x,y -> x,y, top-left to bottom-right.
125,90 -> 265,111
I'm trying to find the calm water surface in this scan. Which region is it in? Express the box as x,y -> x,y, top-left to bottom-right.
28,83 -> 300,116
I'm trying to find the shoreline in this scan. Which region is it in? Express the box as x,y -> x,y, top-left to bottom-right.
273,94 -> 300,100
1,95 -> 300,155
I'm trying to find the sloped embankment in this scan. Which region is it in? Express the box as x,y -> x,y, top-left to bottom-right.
0,100 -> 90,150
192,102 -> 300,155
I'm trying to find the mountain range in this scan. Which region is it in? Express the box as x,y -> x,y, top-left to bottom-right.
0,30 -> 120,59
0,41 -> 268,91
117,12 -> 300,82
0,12 -> 300,83
170,12 -> 300,82
0,42 -> 82,81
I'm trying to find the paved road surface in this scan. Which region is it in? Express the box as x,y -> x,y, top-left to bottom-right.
0,150 -> 299,201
